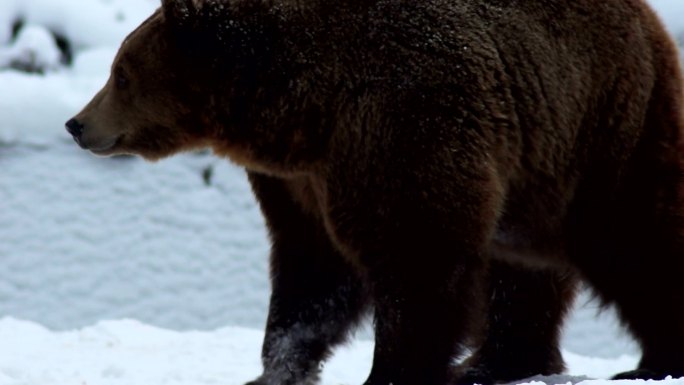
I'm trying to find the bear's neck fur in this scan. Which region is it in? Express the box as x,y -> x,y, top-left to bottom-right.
185,0 -> 365,176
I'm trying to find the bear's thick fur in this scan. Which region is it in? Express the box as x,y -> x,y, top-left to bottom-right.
67,0 -> 684,384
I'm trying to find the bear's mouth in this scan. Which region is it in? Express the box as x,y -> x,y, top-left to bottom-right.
89,135 -> 123,156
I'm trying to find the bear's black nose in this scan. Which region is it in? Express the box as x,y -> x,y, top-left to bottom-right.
65,118 -> 84,140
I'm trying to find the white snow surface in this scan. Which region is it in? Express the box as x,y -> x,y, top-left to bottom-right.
0,1 -> 683,384
0,316 -> 668,385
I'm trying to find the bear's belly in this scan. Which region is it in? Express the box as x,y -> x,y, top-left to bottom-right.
490,224 -> 569,269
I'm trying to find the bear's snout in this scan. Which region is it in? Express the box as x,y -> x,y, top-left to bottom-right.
65,114 -> 125,156
65,118 -> 84,146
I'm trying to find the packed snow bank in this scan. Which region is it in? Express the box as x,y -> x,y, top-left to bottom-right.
0,317 -> 676,385
0,142 -> 271,331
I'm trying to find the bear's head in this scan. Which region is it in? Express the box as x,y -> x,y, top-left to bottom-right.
68,0 -> 340,172
66,0 -> 290,160
66,0 -> 257,161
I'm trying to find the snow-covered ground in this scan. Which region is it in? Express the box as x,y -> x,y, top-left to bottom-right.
0,316 -> 661,385
0,1 -> 683,384
0,317 -> 651,385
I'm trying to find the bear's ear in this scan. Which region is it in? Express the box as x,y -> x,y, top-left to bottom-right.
162,0 -> 197,28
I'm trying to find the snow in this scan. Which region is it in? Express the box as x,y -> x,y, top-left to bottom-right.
650,0 -> 684,45
0,1 -> 683,384
0,317 -> 659,385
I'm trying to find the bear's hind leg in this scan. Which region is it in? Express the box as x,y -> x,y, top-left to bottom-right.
571,159 -> 684,380
456,262 -> 577,385
577,229 -> 684,380
605,42 -> 684,380
247,174 -> 370,385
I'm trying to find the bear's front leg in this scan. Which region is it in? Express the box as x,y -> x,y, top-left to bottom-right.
322,141 -> 504,385
247,173 -> 370,385
251,256 -> 368,385
362,244 -> 486,385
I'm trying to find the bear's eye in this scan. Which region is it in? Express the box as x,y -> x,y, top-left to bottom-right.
115,68 -> 129,90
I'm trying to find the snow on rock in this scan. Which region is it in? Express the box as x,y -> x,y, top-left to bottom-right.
0,24 -> 62,73
0,0 -> 158,49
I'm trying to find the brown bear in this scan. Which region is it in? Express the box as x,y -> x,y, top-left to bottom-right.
66,0 -> 684,384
